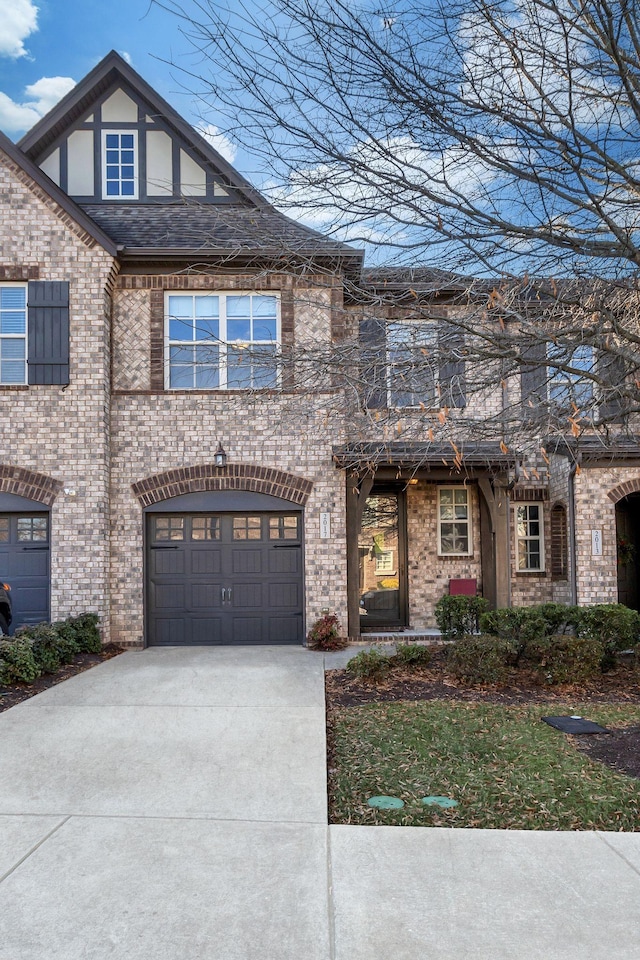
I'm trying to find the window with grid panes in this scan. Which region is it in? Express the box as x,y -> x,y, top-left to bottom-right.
103,131 -> 138,198
516,504 -> 545,571
437,487 -> 472,556
166,293 -> 279,389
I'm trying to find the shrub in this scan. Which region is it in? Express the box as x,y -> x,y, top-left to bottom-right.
536,603 -> 579,636
52,619 -> 82,662
479,607 -> 547,664
23,622 -> 65,674
528,634 -> 604,685
347,649 -> 393,681
434,595 -> 489,641
447,634 -> 513,685
306,613 -> 347,651
69,613 -> 102,653
394,642 -> 432,667
576,604 -> 640,653
0,637 -> 41,684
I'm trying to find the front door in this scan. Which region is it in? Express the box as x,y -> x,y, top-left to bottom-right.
147,512 -> 304,644
616,494 -> 640,610
358,490 -> 407,629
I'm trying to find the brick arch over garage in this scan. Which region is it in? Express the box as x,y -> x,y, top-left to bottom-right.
132,464 -> 314,507
0,465 -> 62,505
608,479 -> 640,504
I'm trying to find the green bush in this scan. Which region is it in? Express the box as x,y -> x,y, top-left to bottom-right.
393,642 -> 432,667
536,603 -> 579,636
347,649 -> 393,681
528,634 -> 604,685
52,619 -> 82,661
69,613 -> 102,653
0,637 -> 41,684
22,622 -> 64,674
479,607 -> 547,664
447,634 -> 513,685
576,604 -> 640,653
306,613 -> 347,651
435,595 -> 489,641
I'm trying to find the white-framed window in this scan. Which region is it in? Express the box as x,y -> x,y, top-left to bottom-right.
0,284 -> 27,384
375,549 -> 395,574
547,344 -> 594,408
437,487 -> 472,556
165,293 -> 280,389
102,130 -> 138,199
516,503 -> 545,571
387,320 -> 437,408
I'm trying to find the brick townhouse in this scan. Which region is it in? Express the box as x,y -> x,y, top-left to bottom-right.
0,51 -> 638,646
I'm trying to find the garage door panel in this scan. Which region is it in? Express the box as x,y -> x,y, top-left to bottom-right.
268,616 -> 302,643
191,583 -> 223,608
150,550 -> 185,575
231,617 -> 264,644
268,550 -> 300,573
191,618 -> 223,644
232,582 -> 263,608
268,582 -> 299,609
231,549 -> 262,574
153,584 -> 186,609
191,550 -> 222,574
153,618 -> 186,645
6,550 -> 49,578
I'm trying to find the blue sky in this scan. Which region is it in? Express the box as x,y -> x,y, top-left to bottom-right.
0,0 -> 250,172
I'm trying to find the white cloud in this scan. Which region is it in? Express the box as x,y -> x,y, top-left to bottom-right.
119,50 -> 132,65
0,75 -> 75,133
0,0 -> 39,59
196,123 -> 237,164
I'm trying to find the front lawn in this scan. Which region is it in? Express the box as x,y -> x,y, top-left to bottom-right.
328,700 -> 640,830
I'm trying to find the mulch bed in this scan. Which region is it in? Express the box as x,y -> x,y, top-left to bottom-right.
0,644 -> 124,714
325,645 -> 640,780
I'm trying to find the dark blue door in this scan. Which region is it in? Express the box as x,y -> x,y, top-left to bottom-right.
0,513 -> 50,631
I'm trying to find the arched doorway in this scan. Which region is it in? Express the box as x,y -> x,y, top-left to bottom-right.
616,492 -> 640,610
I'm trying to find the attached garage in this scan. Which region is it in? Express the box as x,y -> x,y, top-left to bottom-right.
0,493 -> 50,632
145,491 -> 304,645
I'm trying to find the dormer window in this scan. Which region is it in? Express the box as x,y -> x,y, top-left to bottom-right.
102,131 -> 138,199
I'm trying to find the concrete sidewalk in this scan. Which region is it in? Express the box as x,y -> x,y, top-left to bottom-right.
0,647 -> 639,958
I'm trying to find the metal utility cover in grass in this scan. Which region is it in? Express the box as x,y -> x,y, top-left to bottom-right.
422,796 -> 458,809
542,716 -> 610,735
367,796 -> 404,809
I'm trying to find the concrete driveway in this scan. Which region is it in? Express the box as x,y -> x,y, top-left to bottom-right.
1,646 -> 640,959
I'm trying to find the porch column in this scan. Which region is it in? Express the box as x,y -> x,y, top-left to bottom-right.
478,476 -> 511,609
345,470 -> 374,638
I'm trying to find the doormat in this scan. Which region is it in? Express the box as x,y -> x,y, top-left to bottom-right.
542,715 -> 610,735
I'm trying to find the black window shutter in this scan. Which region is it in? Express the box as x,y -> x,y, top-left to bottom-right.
360,316 -> 387,409
438,320 -> 466,408
597,350 -> 626,422
27,281 -> 70,385
520,339 -> 547,417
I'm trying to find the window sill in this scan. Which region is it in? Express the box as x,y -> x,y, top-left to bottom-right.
0,384 -> 29,390
515,570 -> 547,576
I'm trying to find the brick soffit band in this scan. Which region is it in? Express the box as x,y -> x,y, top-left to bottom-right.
0,466 -> 63,505
132,464 -> 314,506
608,479 -> 640,503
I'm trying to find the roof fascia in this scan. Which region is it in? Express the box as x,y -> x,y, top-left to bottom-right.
0,130 -> 118,257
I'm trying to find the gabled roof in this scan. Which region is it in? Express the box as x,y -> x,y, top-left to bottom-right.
18,50 -> 265,208
0,130 -> 117,256
16,50 -> 362,269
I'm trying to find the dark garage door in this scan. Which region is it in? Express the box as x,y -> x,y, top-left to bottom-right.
147,512 -> 304,645
0,513 -> 50,630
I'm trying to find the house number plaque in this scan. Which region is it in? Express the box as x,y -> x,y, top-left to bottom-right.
591,530 -> 602,556
320,513 -> 331,539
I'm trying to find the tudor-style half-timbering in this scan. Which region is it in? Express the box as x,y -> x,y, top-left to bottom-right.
28,78 -> 232,203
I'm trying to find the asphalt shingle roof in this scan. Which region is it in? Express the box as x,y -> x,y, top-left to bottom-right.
80,202 -> 357,255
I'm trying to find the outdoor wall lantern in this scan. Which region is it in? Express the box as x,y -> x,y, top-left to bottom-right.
214,442 -> 227,467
